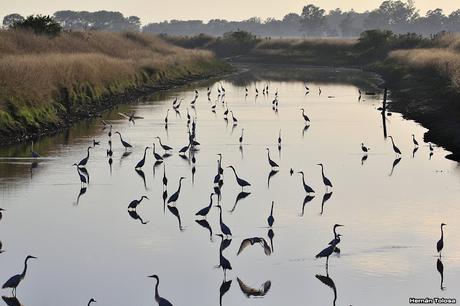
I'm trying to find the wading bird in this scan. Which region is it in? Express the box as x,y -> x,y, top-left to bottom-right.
162,164 -> 168,188
195,193 -> 214,219
2,255 -> 37,296
239,129 -> 244,145
227,166 -> 251,191
218,243 -> 232,279
318,163 -> 333,190
230,111 -> 238,125
361,143 -> 369,153
31,141 -> 40,158
388,136 -> 401,156
267,201 -> 275,227
135,147 -> 151,169
167,177 -> 186,205
152,144 -> 164,162
128,196 -> 149,211
301,108 -> 310,123
278,130 -> 282,147
297,171 -> 315,194
216,205 -> 232,238
148,275 -> 173,306
437,223 -> 447,257
237,237 -> 271,256
115,132 -> 132,150
73,165 -> 88,186
266,148 -> 279,169
155,137 -> 173,153
118,112 -> 143,124
164,109 -> 169,125
88,298 -> 96,306
316,235 -> 341,268
76,147 -> 92,167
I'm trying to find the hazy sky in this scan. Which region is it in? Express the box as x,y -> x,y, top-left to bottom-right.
1,0 -> 459,24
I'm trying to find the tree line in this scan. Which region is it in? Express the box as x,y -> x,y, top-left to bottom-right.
2,1 -> 460,37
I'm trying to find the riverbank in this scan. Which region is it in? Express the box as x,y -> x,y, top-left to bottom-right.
0,30 -> 232,145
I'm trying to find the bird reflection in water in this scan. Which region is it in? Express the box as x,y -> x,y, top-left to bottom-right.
74,186 -> 87,206
0,241 -> 4,254
128,210 -> 149,225
302,124 -> 310,138
167,205 -> 184,231
2,296 -> 22,306
412,146 -> 419,158
361,154 -> 368,166
219,278 -> 232,306
436,258 -> 445,290
230,191 -> 251,213
267,229 -> 275,253
300,195 -> 315,217
315,271 -> 337,306
195,219 -> 213,241
135,169 -> 147,190
267,169 -> 278,189
320,191 -> 333,215
237,277 -> 271,298
389,157 -> 401,176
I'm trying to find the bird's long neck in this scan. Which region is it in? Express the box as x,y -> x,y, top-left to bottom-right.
300,173 -> 306,185
178,179 -> 183,191
390,137 -> 395,146
86,147 -> 90,158
320,165 -> 325,177
219,208 -> 223,223
118,133 -> 122,140
143,148 -> 148,159
267,150 -> 270,160
208,196 -> 213,208
230,167 -> 238,179
158,138 -> 162,146
333,226 -> 338,238
270,202 -> 274,215
154,278 -> 160,300
441,226 -> 444,239
21,258 -> 29,278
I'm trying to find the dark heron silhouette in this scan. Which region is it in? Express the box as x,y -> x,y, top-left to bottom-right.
87,298 -> 97,306
218,246 -> 232,279
155,137 -> 173,153
148,275 -> 173,306
215,234 -> 232,253
361,154 -> 368,165
115,132 -> 132,149
31,141 -> 40,158
2,255 -> 37,295
267,201 -> 275,227
237,237 -> 271,256
437,258 -> 445,290
219,278 -> 232,306
77,147 -> 92,167
239,129 -> 244,145
361,143 -> 369,153
128,210 -> 149,225
73,165 -> 88,187
178,143 -> 190,156
437,223 -> 447,257
316,235 -> 341,269
388,136 -> 401,156
230,191 -> 251,213
152,144 -> 164,162
128,196 -> 149,211
412,134 -> 419,147
2,296 -> 22,306
167,177 -> 186,205
266,148 -> 279,169
230,111 -> 238,125
195,219 -> 213,241
267,228 -> 275,252
75,186 -> 87,206
316,272 -> 337,306
135,147 -> 151,169
389,157 -> 401,176
329,224 -> 343,253
278,130 -> 282,146
318,164 -> 333,190
297,171 -> 315,194
216,205 -> 232,238
267,169 -> 278,188
301,108 -> 310,123
227,166 -> 251,191
300,195 -> 315,217
237,278 -> 271,298
195,193 -> 214,218
167,205 -> 184,231
320,191 -> 333,215
162,164 -> 168,188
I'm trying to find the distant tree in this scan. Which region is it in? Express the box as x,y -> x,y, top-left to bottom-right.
2,13 -> 24,28
447,10 -> 460,32
11,15 -> 62,36
300,4 -> 327,36
364,0 -> 418,33
53,10 -> 141,32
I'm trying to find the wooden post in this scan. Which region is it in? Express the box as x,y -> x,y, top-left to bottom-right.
382,88 -> 388,138
382,88 -> 387,113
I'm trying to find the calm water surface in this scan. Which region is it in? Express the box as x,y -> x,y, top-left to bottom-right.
1,66 -> 459,305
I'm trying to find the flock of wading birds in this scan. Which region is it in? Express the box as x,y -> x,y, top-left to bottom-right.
0,82 -> 448,306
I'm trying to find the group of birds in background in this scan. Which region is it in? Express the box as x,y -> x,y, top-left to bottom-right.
2,80 -> 449,306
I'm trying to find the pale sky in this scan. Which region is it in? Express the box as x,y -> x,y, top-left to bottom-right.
1,0 -> 459,24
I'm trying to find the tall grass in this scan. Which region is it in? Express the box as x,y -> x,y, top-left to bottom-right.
0,30 -> 224,135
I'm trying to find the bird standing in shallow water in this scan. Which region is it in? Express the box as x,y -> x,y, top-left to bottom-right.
227,166 -> 251,191
316,235 -> 341,269
148,275 -> 173,306
115,132 -> 132,150
297,171 -> 315,194
88,298 -> 96,306
437,223 -> 447,257
266,148 -> 279,169
412,134 -> 419,147
267,201 -> 275,227
216,205 -> 232,238
2,255 -> 37,296
128,196 -> 149,211
361,143 -> 369,153
195,193 -> 214,219
135,147 -> 151,169
301,108 -> 310,123
167,177 -> 186,205
388,136 -> 401,156
77,147 -> 92,167
318,163 -> 333,190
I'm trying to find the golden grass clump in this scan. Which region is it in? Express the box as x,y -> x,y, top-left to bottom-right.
388,48 -> 460,89
256,37 -> 356,50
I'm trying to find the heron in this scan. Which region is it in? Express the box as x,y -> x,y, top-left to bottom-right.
388,136 -> 401,156
115,132 -> 132,149
412,134 -> 419,147
0,208 -> 5,221
155,137 -> 173,153
318,164 -> 333,190
239,129 -> 244,145
195,193 -> 214,218
128,196 -> 149,211
148,275 -> 173,306
437,223 -> 447,257
237,237 -> 271,256
167,177 -> 186,205
88,298 -> 96,306
152,144 -> 164,162
301,108 -> 310,123
76,147 -> 92,167
215,234 -> 232,252
218,242 -> 232,279
230,111 -> 238,124
219,279 -> 232,306
329,224 -> 343,253
2,255 -> 37,295
227,166 -> 251,191
108,124 -> 112,138
267,201 -> 274,227
266,148 -> 279,169
164,109 -> 169,125
73,165 -> 88,186
178,143 -> 190,156
217,154 -> 224,176
429,143 -> 434,152
215,205 -> 232,238
316,235 -> 341,268
31,141 -> 40,158
361,143 -> 369,153
135,147 -> 151,169
297,171 -> 315,194
278,130 -> 281,146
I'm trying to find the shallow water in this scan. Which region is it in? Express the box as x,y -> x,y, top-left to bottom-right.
0,66 -> 459,306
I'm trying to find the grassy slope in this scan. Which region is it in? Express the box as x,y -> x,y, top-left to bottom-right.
0,30 -> 231,143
